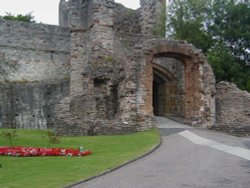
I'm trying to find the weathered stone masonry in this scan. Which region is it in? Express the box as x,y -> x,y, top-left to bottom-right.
55,0 -> 216,135
213,82 -> 250,136
0,20 -> 70,129
0,0 -> 249,135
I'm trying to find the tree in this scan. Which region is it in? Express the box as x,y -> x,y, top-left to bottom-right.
207,43 -> 245,85
167,0 -> 213,52
210,0 -> 250,60
167,0 -> 250,92
0,12 -> 34,22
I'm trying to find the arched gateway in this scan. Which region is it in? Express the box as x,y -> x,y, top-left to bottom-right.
136,39 -> 216,128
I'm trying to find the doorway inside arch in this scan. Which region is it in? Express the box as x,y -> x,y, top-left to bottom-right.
152,57 -> 185,118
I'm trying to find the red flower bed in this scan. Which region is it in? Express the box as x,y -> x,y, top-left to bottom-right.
0,146 -> 92,157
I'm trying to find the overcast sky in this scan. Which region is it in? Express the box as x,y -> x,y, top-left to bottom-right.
0,0 -> 140,25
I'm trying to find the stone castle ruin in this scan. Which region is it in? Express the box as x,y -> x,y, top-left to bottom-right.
0,0 -> 249,135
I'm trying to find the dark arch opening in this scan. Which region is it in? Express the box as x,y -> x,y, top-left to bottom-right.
152,57 -> 185,118
153,71 -> 166,116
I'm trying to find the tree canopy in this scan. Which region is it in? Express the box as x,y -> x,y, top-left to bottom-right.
167,0 -> 250,92
0,12 -> 34,22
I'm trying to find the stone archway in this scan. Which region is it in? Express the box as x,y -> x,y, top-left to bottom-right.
136,40 -> 216,128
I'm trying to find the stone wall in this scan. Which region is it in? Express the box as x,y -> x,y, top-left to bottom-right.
59,0 -> 92,29
0,19 -> 70,129
0,19 -> 70,82
214,81 -> 250,136
54,54 -> 139,135
54,0 -> 139,135
114,3 -> 141,35
202,61 -> 216,128
0,81 -> 69,129
140,0 -> 166,36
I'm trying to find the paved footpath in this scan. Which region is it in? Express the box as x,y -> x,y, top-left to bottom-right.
71,117 -> 250,188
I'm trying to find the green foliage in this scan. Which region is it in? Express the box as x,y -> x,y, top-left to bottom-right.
1,130 -> 18,146
0,129 -> 160,188
167,0 -> 250,92
46,130 -> 61,146
210,1 -> 250,58
207,43 -> 242,83
167,0 -> 213,52
0,12 -> 34,22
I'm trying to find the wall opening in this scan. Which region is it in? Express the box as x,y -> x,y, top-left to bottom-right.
153,71 -> 166,116
106,84 -> 118,119
152,57 -> 185,118
94,78 -> 108,119
94,78 -> 118,120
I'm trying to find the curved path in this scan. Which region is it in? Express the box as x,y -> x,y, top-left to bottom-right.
71,117 -> 250,188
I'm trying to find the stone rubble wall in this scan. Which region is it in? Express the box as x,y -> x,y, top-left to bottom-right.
55,56 -> 138,135
54,0 -> 140,135
0,19 -> 70,82
0,81 -> 69,129
214,81 -> 250,136
0,19 -> 70,129
202,61 -> 216,128
59,0 -> 92,29
114,3 -> 141,35
140,0 -> 166,36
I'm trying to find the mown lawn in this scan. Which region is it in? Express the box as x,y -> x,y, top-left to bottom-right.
0,129 -> 160,188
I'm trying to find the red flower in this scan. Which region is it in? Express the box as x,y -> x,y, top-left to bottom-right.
0,146 -> 92,157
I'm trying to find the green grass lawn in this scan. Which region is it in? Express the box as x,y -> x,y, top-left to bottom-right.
0,129 -> 160,188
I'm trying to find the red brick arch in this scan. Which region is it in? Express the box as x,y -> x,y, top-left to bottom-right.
137,39 -> 215,127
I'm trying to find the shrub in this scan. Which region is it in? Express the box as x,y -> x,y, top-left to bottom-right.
1,130 -> 19,146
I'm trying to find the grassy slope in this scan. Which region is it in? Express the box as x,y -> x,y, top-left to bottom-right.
0,129 -> 160,188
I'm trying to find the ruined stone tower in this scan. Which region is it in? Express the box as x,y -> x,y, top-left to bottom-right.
59,0 -> 114,94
